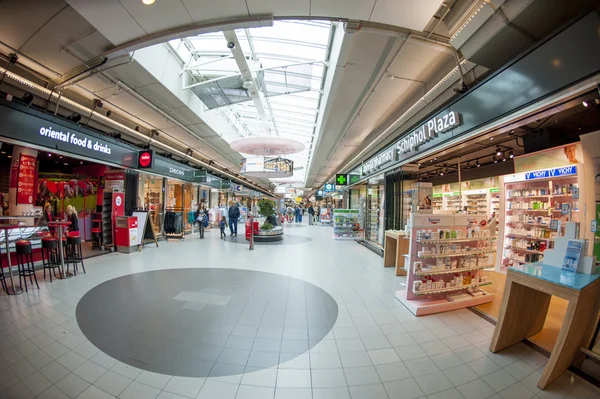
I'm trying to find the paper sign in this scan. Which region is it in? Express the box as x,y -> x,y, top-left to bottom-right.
561,203 -> 570,215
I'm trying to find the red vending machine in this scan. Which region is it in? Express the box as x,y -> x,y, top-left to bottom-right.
115,216 -> 139,253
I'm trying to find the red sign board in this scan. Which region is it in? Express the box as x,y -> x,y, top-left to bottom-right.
138,150 -> 155,169
17,154 -> 36,204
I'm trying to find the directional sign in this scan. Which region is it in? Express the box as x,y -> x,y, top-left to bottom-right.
335,174 -> 347,186
324,183 -> 335,192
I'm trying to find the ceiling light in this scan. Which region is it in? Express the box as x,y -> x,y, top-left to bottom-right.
7,155 -> 11,159
142,0 -> 155,4
0,151 -> 5,155
502,153 -> 507,162
476,159 -> 481,167
509,150 -> 514,159
489,137 -> 494,141
493,155 -> 498,164
63,162 -> 68,166
465,161 -> 470,169
440,170 -> 444,176
583,101 -> 588,107
496,147 -> 502,156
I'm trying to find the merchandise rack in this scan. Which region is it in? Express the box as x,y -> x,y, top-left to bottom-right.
396,214 -> 495,316
333,209 -> 363,240
501,170 -> 579,269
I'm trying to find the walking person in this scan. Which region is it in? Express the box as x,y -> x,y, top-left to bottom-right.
315,205 -> 321,225
294,206 -> 301,223
219,216 -> 227,239
228,201 -> 240,236
195,203 -> 207,239
308,203 -> 315,225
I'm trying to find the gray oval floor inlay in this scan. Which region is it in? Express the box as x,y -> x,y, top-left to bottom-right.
76,268 -> 338,377
226,234 -> 312,245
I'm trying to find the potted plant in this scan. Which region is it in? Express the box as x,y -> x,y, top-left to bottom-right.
257,199 -> 277,229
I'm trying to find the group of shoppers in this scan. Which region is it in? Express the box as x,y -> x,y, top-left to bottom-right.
194,200 -> 240,239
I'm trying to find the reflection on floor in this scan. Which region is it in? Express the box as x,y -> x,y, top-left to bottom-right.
478,270 -> 568,351
0,223 -> 596,399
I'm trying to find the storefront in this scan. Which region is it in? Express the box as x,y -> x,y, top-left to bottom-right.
337,11 -> 600,367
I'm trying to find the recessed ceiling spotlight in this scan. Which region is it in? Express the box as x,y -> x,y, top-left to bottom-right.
142,0 -> 155,4
583,101 -> 588,107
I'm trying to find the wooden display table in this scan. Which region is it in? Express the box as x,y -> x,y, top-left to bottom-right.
383,230 -> 409,276
490,263 -> 600,389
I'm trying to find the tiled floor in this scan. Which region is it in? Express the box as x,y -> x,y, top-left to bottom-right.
0,222 -> 597,398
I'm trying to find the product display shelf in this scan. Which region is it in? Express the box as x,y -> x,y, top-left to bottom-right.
501,173 -> 579,269
465,192 -> 488,215
396,214 -> 495,316
333,209 -> 363,240
432,195 -> 443,211
412,281 -> 492,296
415,264 -> 493,276
417,248 -> 496,258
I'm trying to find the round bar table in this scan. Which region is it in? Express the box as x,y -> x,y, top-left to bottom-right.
48,221 -> 72,279
0,224 -> 22,295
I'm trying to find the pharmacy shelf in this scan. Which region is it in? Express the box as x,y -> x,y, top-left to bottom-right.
506,233 -> 553,241
396,289 -> 494,316
504,246 -> 544,255
507,195 -> 550,200
415,264 -> 494,276
418,249 -> 496,258
416,237 -> 497,244
412,281 -> 492,296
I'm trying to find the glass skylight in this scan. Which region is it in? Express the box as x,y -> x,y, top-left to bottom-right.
169,20 -> 333,184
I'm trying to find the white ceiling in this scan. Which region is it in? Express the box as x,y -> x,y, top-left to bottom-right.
65,0 -> 444,47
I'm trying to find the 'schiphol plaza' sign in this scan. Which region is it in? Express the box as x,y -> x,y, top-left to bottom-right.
361,111 -> 462,176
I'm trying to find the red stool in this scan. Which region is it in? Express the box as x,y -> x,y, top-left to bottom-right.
41,237 -> 61,281
65,233 -> 85,276
15,240 -> 39,291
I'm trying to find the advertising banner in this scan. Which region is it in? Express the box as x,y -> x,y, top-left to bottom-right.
16,154 -> 36,204
514,143 -> 582,173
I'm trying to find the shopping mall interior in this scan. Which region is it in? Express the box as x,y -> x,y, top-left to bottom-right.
0,0 -> 600,398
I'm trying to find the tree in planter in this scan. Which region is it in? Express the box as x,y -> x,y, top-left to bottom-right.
257,199 -> 276,230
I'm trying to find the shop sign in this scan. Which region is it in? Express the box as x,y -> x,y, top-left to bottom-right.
221,180 -> 231,190
194,170 -> 207,183
335,174 -> 348,186
524,166 -> 577,181
361,149 -> 395,176
348,174 -> 360,185
396,111 -> 461,155
16,154 -> 36,204
0,104 -> 138,168
490,188 -> 500,193
138,150 -> 155,169
323,183 -> 335,192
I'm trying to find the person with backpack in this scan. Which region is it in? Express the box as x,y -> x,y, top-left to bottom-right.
228,201 -> 240,236
194,203 -> 208,239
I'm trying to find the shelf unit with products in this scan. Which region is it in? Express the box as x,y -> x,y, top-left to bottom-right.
464,190 -> 489,215
443,193 -> 463,213
500,166 -> 580,270
432,194 -> 443,212
396,214 -> 496,316
333,209 -> 363,240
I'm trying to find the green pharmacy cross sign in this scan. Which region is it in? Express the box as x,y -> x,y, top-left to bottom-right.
336,174 -> 347,186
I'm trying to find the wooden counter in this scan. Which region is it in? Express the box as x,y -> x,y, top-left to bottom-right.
490,263 -> 600,389
383,230 -> 409,276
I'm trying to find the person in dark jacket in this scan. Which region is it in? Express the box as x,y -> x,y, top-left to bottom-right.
308,203 -> 315,225
194,203 -> 207,239
228,201 -> 240,236
66,205 -> 79,234
44,203 -> 56,235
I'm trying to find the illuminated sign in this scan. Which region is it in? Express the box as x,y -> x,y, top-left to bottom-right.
525,166 -> 577,180
336,174 -> 347,185
362,149 -> 395,175
138,150 -> 154,169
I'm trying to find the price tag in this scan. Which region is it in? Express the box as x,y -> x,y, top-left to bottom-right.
592,220 -> 598,233
572,187 -> 579,199
561,203 -> 570,215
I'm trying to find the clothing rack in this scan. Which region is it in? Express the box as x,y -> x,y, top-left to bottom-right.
164,208 -> 184,240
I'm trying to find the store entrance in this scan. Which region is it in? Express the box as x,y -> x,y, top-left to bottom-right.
406,90 -> 600,352
0,143 -> 114,259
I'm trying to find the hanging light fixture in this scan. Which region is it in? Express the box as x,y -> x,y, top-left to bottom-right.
496,147 -> 502,156
509,150 -> 514,159
502,152 -> 507,162
493,155 -> 498,164
476,159 -> 481,167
